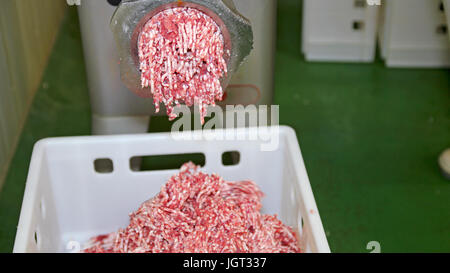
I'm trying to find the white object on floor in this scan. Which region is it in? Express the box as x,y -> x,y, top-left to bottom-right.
379,0 -> 450,68
302,0 -> 380,62
13,126 -> 330,253
439,148 -> 450,180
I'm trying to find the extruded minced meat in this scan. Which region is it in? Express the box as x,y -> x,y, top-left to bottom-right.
138,7 -> 228,124
84,162 -> 301,253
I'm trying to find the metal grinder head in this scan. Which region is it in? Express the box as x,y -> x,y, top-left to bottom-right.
110,0 -> 254,98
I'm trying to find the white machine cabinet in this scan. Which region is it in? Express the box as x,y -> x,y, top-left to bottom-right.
302,0 -> 380,62
379,0 -> 450,68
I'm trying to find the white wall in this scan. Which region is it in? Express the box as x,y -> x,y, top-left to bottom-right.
0,0 -> 66,188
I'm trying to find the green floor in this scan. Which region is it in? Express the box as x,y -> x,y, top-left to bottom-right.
1,1 -> 449,253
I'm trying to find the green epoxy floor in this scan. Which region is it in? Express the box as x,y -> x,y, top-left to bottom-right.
1,1 -> 449,252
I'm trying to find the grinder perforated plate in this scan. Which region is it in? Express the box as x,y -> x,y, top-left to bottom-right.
111,0 -> 253,98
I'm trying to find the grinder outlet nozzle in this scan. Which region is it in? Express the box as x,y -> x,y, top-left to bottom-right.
110,0 -> 253,99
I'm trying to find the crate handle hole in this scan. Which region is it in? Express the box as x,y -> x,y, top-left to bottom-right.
222,151 -> 240,166
94,158 -> 114,173
297,213 -> 304,235
34,229 -> 40,248
130,153 -> 206,172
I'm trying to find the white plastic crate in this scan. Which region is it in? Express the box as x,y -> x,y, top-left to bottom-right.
302,0 -> 380,62
379,0 -> 450,68
13,126 -> 330,253
445,0 -> 450,41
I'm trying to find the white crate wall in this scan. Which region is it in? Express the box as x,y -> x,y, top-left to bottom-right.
379,0 -> 450,68
302,0 -> 380,62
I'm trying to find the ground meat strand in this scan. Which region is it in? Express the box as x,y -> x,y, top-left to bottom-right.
138,8 -> 227,124
84,162 -> 301,253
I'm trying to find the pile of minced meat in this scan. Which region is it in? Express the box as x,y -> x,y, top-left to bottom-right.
138,7 -> 228,124
84,163 -> 300,253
